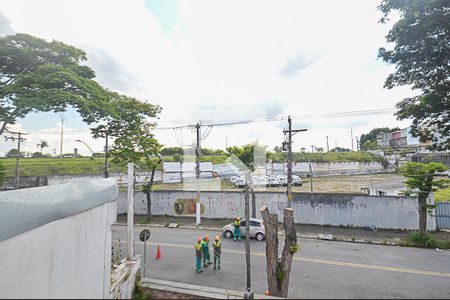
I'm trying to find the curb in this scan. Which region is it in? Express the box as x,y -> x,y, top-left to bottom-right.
114,222 -> 399,246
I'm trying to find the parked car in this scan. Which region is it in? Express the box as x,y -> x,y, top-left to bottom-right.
292,175 -> 302,186
222,218 -> 265,241
234,178 -> 245,188
267,177 -> 281,187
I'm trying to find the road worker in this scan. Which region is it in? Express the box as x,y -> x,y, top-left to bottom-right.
202,235 -> 212,267
233,217 -> 241,241
213,235 -> 222,270
195,236 -> 203,273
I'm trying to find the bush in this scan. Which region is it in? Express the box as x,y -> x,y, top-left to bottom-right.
400,232 -> 449,249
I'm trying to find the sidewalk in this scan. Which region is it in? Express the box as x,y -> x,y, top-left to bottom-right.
116,214 -> 450,246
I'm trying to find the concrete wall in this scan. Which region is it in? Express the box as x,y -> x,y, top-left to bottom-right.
0,179 -> 119,299
118,190 -> 436,231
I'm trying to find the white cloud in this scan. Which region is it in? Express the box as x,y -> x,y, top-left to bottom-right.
0,0 -> 415,153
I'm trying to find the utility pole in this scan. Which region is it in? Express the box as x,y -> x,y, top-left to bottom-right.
127,163 -> 134,259
224,136 -> 229,150
283,116 -> 307,209
244,171 -> 254,299
325,136 -> 329,152
309,160 -> 313,192
59,113 -> 65,158
195,123 -> 201,226
311,145 -> 315,153
4,131 -> 26,189
104,132 -> 109,178
355,136 -> 359,151
350,128 -> 354,151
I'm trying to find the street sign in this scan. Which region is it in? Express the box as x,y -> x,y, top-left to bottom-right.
139,229 -> 151,242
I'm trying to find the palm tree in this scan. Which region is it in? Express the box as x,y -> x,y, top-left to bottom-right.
37,140 -> 49,154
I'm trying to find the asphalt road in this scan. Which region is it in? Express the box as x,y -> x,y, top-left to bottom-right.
112,225 -> 450,299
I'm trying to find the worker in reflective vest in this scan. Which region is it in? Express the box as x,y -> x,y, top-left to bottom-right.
202,235 -> 212,267
213,235 -> 222,270
233,217 -> 241,241
195,236 -> 203,273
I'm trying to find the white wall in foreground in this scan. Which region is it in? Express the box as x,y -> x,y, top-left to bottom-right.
0,201 -> 117,299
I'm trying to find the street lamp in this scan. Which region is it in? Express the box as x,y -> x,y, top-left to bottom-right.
75,139 -> 95,154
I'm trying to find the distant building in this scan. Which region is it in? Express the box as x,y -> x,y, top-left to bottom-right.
376,127 -> 431,151
412,152 -> 450,167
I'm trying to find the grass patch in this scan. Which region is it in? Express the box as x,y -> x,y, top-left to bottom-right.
399,232 -> 450,249
435,188 -> 450,203
0,155 -> 228,177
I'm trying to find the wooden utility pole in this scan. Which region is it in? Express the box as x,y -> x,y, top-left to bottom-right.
195,123 -> 201,226
283,116 -> 307,209
309,160 -> 313,192
4,131 -> 26,189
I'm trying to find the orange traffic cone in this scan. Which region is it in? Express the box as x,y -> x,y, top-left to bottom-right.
265,290 -> 270,296
155,245 -> 161,260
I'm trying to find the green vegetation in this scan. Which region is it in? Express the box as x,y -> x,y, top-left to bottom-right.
401,162 -> 450,232
0,155 -> 229,177
378,0 -> 449,150
399,232 -> 450,250
0,161 -> 5,186
269,151 -> 386,163
435,188 -> 450,203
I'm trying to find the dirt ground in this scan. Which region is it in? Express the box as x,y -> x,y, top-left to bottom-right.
152,173 -> 406,194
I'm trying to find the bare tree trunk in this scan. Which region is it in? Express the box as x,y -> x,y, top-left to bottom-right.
251,188 -> 256,219
418,193 -> 429,233
260,206 -> 280,296
260,206 -> 298,298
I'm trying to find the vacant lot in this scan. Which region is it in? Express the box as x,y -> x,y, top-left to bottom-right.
147,173 -> 405,194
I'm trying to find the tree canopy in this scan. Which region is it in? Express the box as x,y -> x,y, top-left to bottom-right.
378,0 -> 449,150
0,33 -> 115,135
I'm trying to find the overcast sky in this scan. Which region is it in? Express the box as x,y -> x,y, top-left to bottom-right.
0,0 -> 417,156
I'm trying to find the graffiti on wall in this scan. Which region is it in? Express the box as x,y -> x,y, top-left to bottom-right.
174,198 -> 205,215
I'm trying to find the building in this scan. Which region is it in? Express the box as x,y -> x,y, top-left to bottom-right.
376,127 -> 431,151
412,152 -> 450,167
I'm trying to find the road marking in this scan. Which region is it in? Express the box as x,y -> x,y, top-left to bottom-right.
113,239 -> 450,278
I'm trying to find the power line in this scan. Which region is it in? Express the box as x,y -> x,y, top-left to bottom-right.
153,108 -> 396,130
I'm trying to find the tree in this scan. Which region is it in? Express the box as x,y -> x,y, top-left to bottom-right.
378,0 -> 450,150
360,127 -> 400,146
5,148 -> 22,158
92,95 -> 162,222
400,162 -> 450,232
361,140 -> 378,151
226,143 -> 266,171
261,206 -> 299,297
160,147 -> 183,156
36,139 -> 48,153
0,33 -> 115,136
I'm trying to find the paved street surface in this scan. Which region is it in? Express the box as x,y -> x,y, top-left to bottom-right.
112,225 -> 450,299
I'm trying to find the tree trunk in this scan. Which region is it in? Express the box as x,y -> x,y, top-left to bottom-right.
251,188 -> 256,218
0,122 -> 8,136
260,206 -> 280,296
261,206 -> 298,298
418,193 -> 429,233
145,166 -> 157,222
